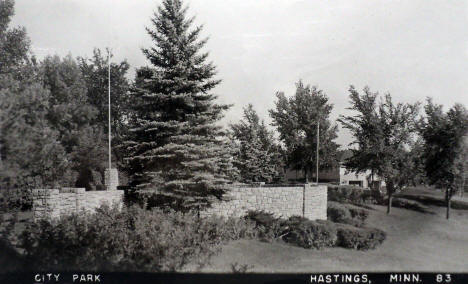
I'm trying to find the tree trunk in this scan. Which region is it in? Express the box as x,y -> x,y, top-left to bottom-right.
446,189 -> 450,220
386,179 -> 394,215
304,168 -> 309,184
387,194 -> 392,214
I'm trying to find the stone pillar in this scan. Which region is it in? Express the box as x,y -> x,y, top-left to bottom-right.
32,189 -> 60,221
304,184 -> 327,220
105,168 -> 119,191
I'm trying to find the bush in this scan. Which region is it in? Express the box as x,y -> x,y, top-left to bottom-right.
336,224 -> 386,250
19,205 -> 257,272
327,202 -> 369,227
282,218 -> 338,249
244,210 -> 384,250
0,188 -> 32,212
244,210 -> 286,241
327,202 -> 352,223
328,185 -> 384,205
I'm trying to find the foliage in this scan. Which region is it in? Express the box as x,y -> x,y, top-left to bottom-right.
78,49 -> 131,169
230,262 -> 254,273
123,0 -> 235,210
0,0 -> 31,78
282,219 -> 338,249
338,86 -> 420,213
230,104 -> 283,183
269,81 -> 340,182
327,185 -> 381,204
244,210 -> 286,241
0,78 -> 69,191
244,210 -> 383,250
327,201 -> 369,227
78,48 -> 130,136
19,205 -> 258,272
38,55 -> 108,190
0,188 -> 32,211
336,224 -> 386,250
418,99 -> 468,207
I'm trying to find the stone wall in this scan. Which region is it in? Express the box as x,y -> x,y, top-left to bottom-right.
32,188 -> 124,221
201,184 -> 327,220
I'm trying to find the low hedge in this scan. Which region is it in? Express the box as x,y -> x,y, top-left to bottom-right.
282,219 -> 338,249
245,210 -> 385,251
336,224 -> 386,250
327,202 -> 369,227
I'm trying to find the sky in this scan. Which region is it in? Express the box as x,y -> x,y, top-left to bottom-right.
11,0 -> 468,146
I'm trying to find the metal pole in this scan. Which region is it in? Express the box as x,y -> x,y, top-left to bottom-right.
108,49 -> 111,172
316,120 -> 319,184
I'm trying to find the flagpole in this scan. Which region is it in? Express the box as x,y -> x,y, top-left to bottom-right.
316,120 -> 319,184
108,49 -> 111,172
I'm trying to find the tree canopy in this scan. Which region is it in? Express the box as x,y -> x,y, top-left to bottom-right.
419,99 -> 468,218
339,86 -> 420,213
269,81 -> 339,182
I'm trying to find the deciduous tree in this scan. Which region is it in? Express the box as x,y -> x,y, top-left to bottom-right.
339,86 -> 420,214
419,99 -> 468,219
269,81 -> 339,183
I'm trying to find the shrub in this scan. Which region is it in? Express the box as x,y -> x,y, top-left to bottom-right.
328,185 -> 382,205
336,224 -> 386,250
19,205 -> 257,272
244,210 -> 286,241
327,202 -> 352,223
282,218 -> 338,249
348,207 -> 369,225
0,188 -> 32,212
327,202 -> 368,227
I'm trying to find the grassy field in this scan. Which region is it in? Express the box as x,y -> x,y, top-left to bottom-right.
194,200 -> 468,272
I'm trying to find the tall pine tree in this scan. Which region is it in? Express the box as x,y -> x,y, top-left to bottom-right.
125,0 -> 234,210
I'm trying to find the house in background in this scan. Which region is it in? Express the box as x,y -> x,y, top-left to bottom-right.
339,167 -> 384,189
283,150 -> 385,189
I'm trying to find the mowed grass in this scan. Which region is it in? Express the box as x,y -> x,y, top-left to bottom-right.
196,203 -> 468,272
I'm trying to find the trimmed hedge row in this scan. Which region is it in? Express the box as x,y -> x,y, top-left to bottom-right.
244,210 -> 386,250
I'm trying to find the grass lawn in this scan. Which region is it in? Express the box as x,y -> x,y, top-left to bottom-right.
194,204 -> 468,273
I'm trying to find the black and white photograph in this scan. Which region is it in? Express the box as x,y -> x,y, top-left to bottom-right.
0,0 -> 467,283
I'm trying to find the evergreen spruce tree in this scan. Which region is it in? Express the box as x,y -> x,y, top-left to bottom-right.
230,104 -> 281,183
125,0 -> 234,210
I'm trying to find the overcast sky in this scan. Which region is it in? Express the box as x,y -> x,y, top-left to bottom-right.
11,0 -> 468,146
